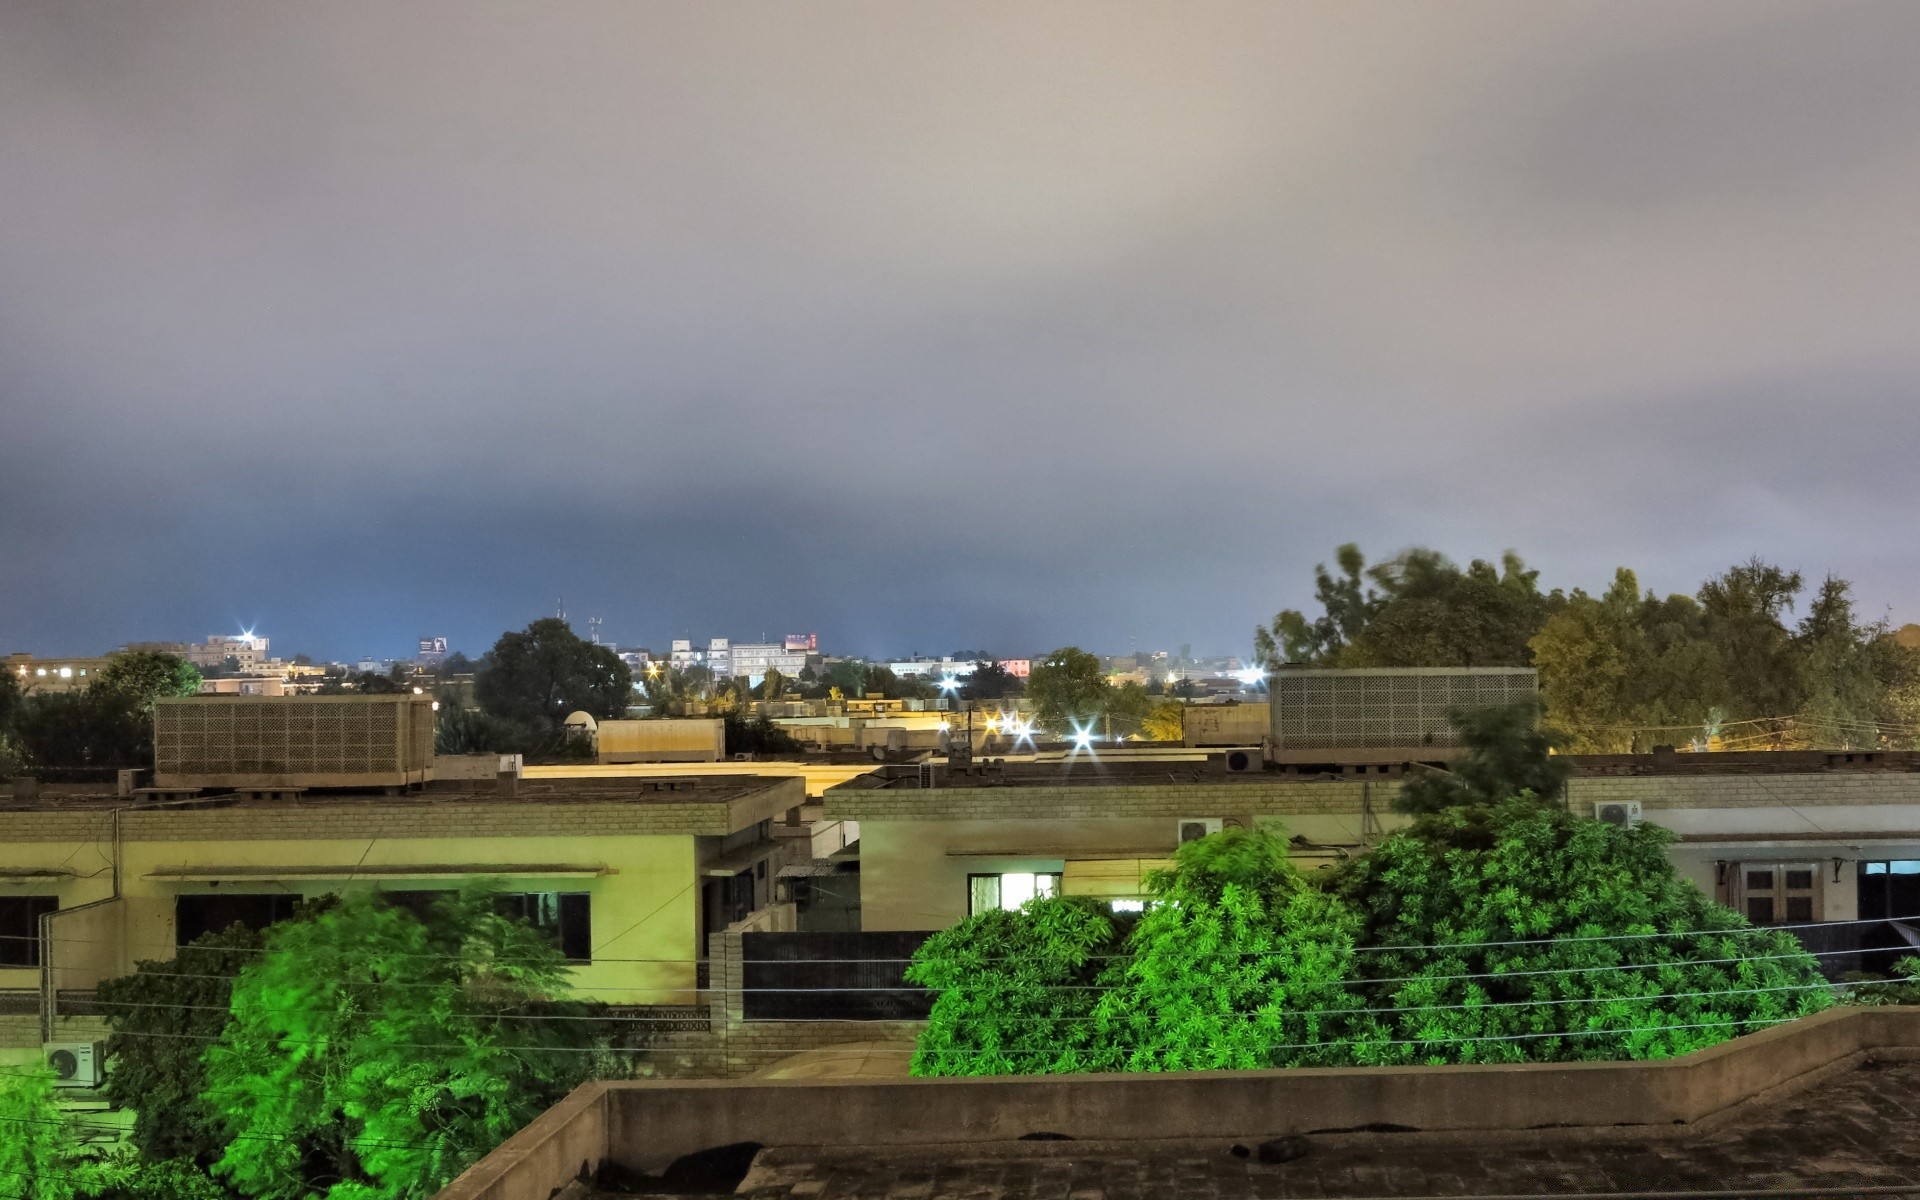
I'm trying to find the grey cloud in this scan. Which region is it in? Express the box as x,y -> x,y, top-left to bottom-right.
2,1 -> 1917,659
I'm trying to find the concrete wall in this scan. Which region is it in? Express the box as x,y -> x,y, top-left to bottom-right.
437,1081 -> 612,1200
597,719 -> 725,763
435,1007 -> 1920,1200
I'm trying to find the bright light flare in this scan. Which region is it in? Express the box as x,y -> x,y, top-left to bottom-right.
1234,666 -> 1268,688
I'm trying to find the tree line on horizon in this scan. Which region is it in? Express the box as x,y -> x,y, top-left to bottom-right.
1256,545 -> 1920,753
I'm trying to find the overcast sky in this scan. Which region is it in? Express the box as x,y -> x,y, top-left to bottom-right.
4,1 -> 1918,661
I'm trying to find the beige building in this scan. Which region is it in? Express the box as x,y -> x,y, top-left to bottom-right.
826,752 -> 1920,965
0,771 -> 809,1062
4,654 -> 113,695
186,634 -> 270,672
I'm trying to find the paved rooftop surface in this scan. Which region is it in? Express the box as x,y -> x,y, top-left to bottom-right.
690,1060 -> 1920,1199
0,773 -> 795,810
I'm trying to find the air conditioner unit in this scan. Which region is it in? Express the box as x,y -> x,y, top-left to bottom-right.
43,1041 -> 103,1088
1223,749 -> 1263,773
1593,800 -> 1643,829
1177,817 -> 1224,845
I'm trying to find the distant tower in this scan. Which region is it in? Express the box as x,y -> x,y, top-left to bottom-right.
556,597 -> 566,623
588,616 -> 603,645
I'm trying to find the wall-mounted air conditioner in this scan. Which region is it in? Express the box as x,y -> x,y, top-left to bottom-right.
44,1041 -> 103,1088
1593,800 -> 1643,829
1177,817 -> 1224,845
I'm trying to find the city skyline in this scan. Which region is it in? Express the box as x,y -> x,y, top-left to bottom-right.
6,2 -> 1920,660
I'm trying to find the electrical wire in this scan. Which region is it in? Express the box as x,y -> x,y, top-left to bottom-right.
5,911 -> 1913,962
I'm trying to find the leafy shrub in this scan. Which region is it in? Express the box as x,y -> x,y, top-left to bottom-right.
98,924 -> 269,1167
906,897 -> 1120,1076
0,1068 -> 69,1200
74,1155 -> 229,1200
1333,796 -> 1832,1064
204,888 -> 601,1200
1838,956 -> 1920,1006
1095,828 -> 1376,1069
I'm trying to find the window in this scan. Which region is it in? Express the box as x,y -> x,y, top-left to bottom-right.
380,890 -> 591,963
0,897 -> 58,968
495,892 -> 592,963
1735,864 -> 1818,926
175,893 -> 301,947
967,872 -> 1061,916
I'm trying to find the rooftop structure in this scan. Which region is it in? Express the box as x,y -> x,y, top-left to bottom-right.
153,694 -> 437,789
1269,665 -> 1538,761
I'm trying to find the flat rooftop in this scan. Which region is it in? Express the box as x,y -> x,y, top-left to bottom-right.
837,749 -> 1920,791
714,1059 -> 1920,1200
0,773 -> 797,812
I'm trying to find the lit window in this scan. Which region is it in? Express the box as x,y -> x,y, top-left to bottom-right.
35,669 -> 45,676
967,872 -> 1062,916
1109,899 -> 1146,913
58,667 -> 72,678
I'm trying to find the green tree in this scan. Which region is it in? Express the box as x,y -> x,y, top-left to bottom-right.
1259,546 -> 1556,670
474,619 -> 632,731
1698,558 -> 1804,727
1255,543 -> 1375,666
98,924 -> 272,1167
1101,681 -> 1153,739
1335,798 -> 1831,1064
0,1068 -> 69,1200
906,898 -> 1120,1076
1096,828 -> 1374,1069
960,660 -> 1021,701
1139,700 -> 1185,742
204,890 -> 599,1200
818,660 -> 869,699
10,690 -> 148,771
95,650 -> 201,711
1026,647 -> 1109,735
1395,700 -> 1570,815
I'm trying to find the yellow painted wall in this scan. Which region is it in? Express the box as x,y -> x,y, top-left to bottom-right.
1,832 -> 704,1019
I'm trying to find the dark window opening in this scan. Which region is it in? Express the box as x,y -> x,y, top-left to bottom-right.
175,893 -> 300,947
380,889 -> 591,963
0,897 -> 59,968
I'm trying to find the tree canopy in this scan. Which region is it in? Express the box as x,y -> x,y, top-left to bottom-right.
474,619 -> 632,731
1026,647 -> 1109,734
909,703 -> 1835,1076
960,660 -> 1022,701
204,889 -> 601,1200
1260,546 -> 1920,751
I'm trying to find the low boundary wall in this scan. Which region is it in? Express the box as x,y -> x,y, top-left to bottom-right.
437,1006 -> 1920,1200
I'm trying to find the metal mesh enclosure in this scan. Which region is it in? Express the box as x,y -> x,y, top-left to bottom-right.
154,695 -> 436,787
1270,667 -> 1537,753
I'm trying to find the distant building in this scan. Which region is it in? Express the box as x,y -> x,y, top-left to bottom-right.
617,648 -> 654,676
669,639 -> 703,672
198,676 -> 290,697
725,642 -> 810,683
886,657 -> 1030,681
186,634 -> 270,672
4,653 -> 111,695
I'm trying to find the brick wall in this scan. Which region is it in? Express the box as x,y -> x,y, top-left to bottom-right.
0,791 -> 799,844
831,772 -> 1920,823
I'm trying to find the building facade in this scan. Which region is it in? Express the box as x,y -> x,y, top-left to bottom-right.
826,752 -> 1920,973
